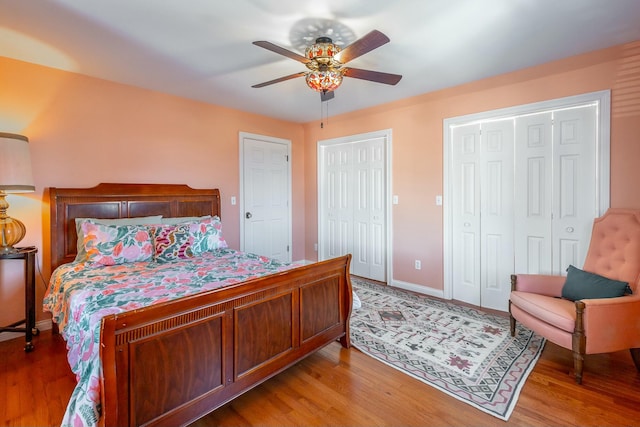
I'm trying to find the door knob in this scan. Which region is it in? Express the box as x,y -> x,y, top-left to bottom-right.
245,212 -> 252,219
566,226 -> 574,233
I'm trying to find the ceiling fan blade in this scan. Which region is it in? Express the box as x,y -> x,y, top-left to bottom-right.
253,41 -> 310,64
252,72 -> 306,88
321,91 -> 335,102
334,30 -> 390,64
343,68 -> 402,85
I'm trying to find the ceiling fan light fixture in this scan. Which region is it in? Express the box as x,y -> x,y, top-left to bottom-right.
252,29 -> 402,99
305,36 -> 341,64
305,69 -> 343,93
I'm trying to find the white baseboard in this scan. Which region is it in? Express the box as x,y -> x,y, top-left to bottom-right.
0,319 -> 53,343
389,279 -> 445,299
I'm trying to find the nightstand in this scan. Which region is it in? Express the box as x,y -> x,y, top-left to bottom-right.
0,246 -> 39,351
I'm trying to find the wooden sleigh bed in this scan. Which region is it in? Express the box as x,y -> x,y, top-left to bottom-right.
48,183 -> 352,427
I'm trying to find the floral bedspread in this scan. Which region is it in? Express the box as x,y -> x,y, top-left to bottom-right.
43,249 -> 296,427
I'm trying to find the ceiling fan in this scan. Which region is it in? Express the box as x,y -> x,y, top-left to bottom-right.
252,30 -> 402,101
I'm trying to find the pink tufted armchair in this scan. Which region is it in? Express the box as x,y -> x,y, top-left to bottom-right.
509,208 -> 640,384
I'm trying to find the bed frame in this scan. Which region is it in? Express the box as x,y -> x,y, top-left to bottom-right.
49,183 -> 352,427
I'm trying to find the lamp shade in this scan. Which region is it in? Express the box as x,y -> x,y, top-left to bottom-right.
0,132 -> 35,193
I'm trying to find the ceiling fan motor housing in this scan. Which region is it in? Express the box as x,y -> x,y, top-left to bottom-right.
305,37 -> 342,67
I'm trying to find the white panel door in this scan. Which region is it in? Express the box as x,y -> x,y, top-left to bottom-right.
319,135 -> 387,282
452,120 -> 514,310
452,123 -> 482,306
352,138 -> 386,281
552,105 -> 598,273
514,113 -> 553,274
241,137 -> 291,262
479,120 -> 514,311
445,91 -> 610,311
514,106 -> 597,275
323,143 -> 353,260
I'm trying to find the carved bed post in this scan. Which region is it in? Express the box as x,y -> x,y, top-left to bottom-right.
572,301 -> 587,384
630,348 -> 640,371
509,274 -> 517,337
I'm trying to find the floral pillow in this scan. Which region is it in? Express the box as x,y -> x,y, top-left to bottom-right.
74,215 -> 162,262
81,221 -> 154,267
151,223 -> 197,262
188,216 -> 228,253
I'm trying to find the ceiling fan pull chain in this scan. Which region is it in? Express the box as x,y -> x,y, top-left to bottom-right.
326,99 -> 329,127
320,97 -> 330,129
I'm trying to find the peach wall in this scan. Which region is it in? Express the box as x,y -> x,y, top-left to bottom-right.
0,57 -> 304,326
1,40 -> 639,330
303,40 -> 640,291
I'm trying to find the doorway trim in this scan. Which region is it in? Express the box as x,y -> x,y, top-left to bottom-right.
317,129 -> 393,284
442,90 -> 611,301
239,131 -> 293,262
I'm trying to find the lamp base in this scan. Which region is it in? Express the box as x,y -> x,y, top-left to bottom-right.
0,192 -> 27,253
0,216 -> 26,253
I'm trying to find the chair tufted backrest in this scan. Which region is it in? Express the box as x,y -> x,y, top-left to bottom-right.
583,208 -> 640,291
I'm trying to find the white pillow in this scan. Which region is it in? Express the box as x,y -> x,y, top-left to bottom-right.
352,291 -> 362,310
160,215 -> 211,225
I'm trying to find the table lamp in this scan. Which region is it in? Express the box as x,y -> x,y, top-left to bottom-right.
0,132 -> 35,254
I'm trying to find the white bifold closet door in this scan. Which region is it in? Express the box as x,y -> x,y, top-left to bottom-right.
451,104 -> 598,311
451,119 -> 514,311
321,137 -> 386,282
514,108 -> 597,275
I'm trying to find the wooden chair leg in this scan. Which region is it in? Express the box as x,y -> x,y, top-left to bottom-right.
573,350 -> 584,384
572,301 -> 586,384
509,314 -> 516,337
509,275 -> 517,337
631,348 -> 640,371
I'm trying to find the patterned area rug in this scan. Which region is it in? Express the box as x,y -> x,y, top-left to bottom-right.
350,278 -> 545,420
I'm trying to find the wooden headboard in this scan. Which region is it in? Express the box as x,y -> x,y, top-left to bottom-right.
49,183 -> 221,269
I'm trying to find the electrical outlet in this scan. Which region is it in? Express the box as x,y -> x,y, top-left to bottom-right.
314,243 -> 318,251
415,260 -> 421,270
231,196 -> 236,205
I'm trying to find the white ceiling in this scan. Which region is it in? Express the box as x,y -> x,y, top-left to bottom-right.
2,0 -> 640,123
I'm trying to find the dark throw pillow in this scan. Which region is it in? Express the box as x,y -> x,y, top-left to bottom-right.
561,265 -> 633,301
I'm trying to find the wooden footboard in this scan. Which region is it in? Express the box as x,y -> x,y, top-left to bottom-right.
99,255 -> 352,427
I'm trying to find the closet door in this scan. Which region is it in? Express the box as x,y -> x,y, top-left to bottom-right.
446,92 -> 609,312
514,113 -> 553,274
352,138 -> 386,281
320,137 -> 387,282
552,106 -> 598,272
451,120 -> 514,310
479,120 -> 514,311
514,105 -> 597,275
451,123 -> 482,306
323,144 -> 353,260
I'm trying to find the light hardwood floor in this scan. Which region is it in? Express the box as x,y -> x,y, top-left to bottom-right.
2,320 -> 639,426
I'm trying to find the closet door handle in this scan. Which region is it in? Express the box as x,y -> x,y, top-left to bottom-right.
245,212 -> 252,219
566,226 -> 574,233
